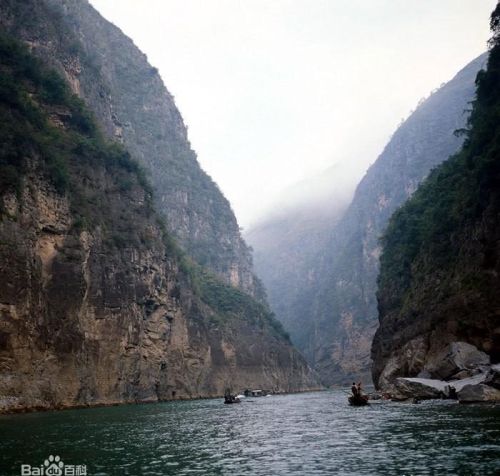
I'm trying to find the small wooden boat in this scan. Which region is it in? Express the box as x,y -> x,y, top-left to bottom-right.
224,395 -> 241,404
348,394 -> 369,406
224,388 -> 241,404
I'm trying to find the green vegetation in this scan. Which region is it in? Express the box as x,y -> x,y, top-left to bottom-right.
0,33 -> 151,224
178,255 -> 290,340
378,7 -> 500,314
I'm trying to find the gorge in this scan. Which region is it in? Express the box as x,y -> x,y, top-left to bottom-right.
1,2 -> 500,475
0,0 -> 498,415
247,52 -> 489,386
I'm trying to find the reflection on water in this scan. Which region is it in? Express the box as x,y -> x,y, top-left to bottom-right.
1,390 -> 499,475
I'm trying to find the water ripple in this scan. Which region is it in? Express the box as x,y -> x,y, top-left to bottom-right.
1,390 -> 500,475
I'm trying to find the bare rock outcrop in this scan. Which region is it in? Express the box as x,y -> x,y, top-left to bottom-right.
457,384 -> 500,403
386,365 -> 500,402
424,342 -> 490,380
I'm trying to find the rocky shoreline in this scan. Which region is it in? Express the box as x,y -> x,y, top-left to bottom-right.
377,342 -> 500,404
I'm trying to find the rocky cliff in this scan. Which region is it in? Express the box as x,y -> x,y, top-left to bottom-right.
372,16 -> 500,388
309,54 -> 486,385
0,13 -> 316,413
0,0 -> 262,297
248,53 -> 486,385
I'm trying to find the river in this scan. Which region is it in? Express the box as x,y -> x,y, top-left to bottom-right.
1,390 -> 499,475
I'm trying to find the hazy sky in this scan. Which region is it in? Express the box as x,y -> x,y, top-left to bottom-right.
89,0 -> 494,228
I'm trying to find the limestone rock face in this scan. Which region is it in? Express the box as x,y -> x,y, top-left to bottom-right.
0,160 -> 316,413
0,0 -> 261,297
392,378 -> 445,400
0,4 -> 317,413
376,336 -> 428,389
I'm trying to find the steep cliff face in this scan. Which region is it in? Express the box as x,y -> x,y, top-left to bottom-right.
372,30 -> 500,388
0,0 -> 261,297
0,27 -> 316,413
248,53 -> 486,385
310,54 -> 486,385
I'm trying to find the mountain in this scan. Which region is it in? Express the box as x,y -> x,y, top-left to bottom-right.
245,164 -> 355,354
0,0 -> 262,297
372,17 -> 500,388
0,1 -> 317,413
248,52 -> 486,385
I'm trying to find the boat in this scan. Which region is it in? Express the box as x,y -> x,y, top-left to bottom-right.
224,388 -> 241,404
224,395 -> 241,404
348,394 -> 369,406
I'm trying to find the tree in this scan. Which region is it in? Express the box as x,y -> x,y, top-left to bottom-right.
488,3 -> 500,48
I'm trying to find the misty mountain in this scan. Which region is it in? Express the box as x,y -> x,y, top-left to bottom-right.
248,52 -> 487,385
372,39 -> 500,388
246,163 -> 356,352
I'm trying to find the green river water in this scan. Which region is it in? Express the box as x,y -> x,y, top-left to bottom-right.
1,390 -> 499,475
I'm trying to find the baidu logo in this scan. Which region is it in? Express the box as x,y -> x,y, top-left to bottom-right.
20,455 -> 87,475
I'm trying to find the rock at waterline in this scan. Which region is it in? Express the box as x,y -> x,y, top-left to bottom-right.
483,365 -> 500,390
393,378 -> 446,400
457,384 -> 500,403
392,373 -> 490,400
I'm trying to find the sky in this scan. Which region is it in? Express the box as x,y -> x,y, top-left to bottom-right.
89,0 -> 495,228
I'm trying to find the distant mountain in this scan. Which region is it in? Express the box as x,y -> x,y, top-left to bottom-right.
373,34 -> 500,388
248,52 -> 486,385
245,164 -> 355,353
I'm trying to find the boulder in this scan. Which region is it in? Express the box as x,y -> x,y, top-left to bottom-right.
392,373 -> 489,400
483,364 -> 500,390
457,384 -> 500,403
393,378 -> 447,400
416,370 -> 432,379
449,369 -> 478,380
425,342 -> 490,380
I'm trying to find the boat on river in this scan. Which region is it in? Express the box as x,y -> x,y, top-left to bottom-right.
224,395 -> 241,404
224,388 -> 241,404
348,394 -> 369,406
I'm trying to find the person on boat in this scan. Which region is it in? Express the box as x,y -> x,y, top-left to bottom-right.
356,381 -> 363,397
351,382 -> 358,397
223,388 -> 240,404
